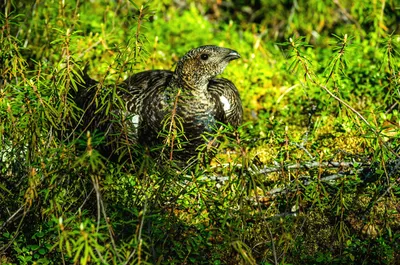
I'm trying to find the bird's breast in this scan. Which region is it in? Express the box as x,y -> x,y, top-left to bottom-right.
137,86 -> 221,162
161,90 -> 217,134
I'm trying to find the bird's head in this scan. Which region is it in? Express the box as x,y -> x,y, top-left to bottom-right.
173,45 -> 240,89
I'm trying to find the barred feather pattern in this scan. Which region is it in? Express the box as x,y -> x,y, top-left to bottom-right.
122,72 -> 243,126
75,45 -> 242,163
122,70 -> 173,114
121,46 -> 242,161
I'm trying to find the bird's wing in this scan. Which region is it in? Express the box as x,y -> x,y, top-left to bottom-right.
208,78 -> 243,127
122,70 -> 173,113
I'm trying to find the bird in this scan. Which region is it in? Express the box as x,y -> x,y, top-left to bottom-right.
73,45 -> 243,164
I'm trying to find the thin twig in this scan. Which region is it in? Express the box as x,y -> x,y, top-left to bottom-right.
0,205 -> 29,254
124,203 -> 147,265
318,82 -> 376,132
332,0 -> 363,34
92,176 -> 102,233
255,161 -> 359,175
76,188 -> 95,214
212,161 -> 359,175
259,169 -> 363,198
0,204 -> 25,232
292,142 -> 315,160
99,190 -> 123,264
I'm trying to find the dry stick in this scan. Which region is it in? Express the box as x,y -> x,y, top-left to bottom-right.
211,161 -> 360,176
90,176 -> 109,263
319,82 -> 376,133
98,188 -> 124,264
0,204 -> 25,232
78,40 -> 102,58
94,247 -> 107,265
262,169 -> 363,198
385,102 -> 398,114
375,178 -> 400,204
76,187 -> 95,214
254,161 -> 358,175
0,205 -> 29,254
88,173 -> 122,264
205,161 -> 365,198
124,203 -> 147,265
92,175 -> 102,233
267,222 -> 278,265
293,142 -> 315,160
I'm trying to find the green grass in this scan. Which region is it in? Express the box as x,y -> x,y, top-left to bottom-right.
1,0 -> 399,264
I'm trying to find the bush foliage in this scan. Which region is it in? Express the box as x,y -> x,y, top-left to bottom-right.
1,0 -> 399,264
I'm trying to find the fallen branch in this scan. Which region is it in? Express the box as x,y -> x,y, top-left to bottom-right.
207,159 -> 400,198
252,161 -> 360,175
264,168 -> 364,197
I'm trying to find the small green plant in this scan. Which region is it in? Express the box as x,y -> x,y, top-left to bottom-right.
1,0 -> 399,264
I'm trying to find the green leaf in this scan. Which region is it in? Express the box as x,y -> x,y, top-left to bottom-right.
30,244 -> 40,251
38,248 -> 47,255
35,231 -> 45,238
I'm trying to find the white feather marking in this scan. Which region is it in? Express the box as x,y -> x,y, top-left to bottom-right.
219,95 -> 231,111
132,114 -> 139,127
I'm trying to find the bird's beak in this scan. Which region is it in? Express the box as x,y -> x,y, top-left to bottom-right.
225,50 -> 241,61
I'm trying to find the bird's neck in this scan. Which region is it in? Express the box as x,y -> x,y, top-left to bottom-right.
169,73 -> 208,94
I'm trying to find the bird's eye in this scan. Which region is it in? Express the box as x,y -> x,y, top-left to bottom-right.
200,53 -> 209,60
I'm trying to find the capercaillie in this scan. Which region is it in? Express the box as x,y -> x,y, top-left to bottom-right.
73,45 -> 242,164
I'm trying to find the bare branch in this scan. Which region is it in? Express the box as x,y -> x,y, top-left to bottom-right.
0,204 -> 26,232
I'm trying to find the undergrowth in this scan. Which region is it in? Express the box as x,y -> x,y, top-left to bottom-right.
1,0 -> 399,264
